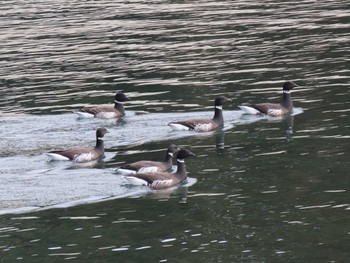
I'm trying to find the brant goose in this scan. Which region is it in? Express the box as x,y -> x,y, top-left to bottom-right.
46,127 -> 108,163
115,144 -> 181,175
76,92 -> 130,118
123,148 -> 195,189
168,96 -> 231,132
239,81 -> 298,117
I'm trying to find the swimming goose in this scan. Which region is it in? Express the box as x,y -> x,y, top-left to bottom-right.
239,81 -> 298,117
123,148 -> 195,189
76,92 -> 130,118
46,127 -> 108,163
168,96 -> 231,132
115,144 -> 181,175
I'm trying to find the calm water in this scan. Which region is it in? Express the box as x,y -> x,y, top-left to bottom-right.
1,0 -> 349,262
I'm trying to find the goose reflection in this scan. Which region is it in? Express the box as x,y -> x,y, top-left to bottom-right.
148,180 -> 196,204
65,158 -> 108,169
238,106 -> 302,141
214,130 -> 237,154
261,113 -> 295,141
284,114 -> 294,141
126,178 -> 197,204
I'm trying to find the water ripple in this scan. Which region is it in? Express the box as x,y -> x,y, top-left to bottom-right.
0,2 -> 349,262
1,1 -> 349,116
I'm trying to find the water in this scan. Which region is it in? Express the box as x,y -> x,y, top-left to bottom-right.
0,0 -> 349,262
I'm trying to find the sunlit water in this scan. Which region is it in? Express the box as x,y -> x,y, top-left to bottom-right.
0,0 -> 349,262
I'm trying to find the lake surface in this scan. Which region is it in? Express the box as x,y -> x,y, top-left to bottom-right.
0,0 -> 349,262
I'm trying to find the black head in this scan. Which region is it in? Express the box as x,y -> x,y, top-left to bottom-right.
115,92 -> 130,102
167,144 -> 181,154
214,96 -> 231,106
177,148 -> 195,159
283,81 -> 298,91
96,127 -> 109,138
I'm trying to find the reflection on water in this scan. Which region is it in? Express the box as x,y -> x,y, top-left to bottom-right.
0,0 -> 350,262
284,114 -> 294,141
261,113 -> 296,141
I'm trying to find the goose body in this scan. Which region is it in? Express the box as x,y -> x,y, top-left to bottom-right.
76,92 -> 130,119
168,96 -> 231,132
239,81 -> 298,117
46,128 -> 108,163
123,149 -> 195,189
115,144 -> 180,175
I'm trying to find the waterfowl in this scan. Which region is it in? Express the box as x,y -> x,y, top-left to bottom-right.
239,81 -> 298,117
123,148 -> 195,189
76,92 -> 130,118
46,127 -> 108,163
115,144 -> 180,175
168,96 -> 231,132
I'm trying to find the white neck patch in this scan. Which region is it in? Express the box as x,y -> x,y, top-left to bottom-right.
168,152 -> 174,157
97,137 -> 104,140
283,90 -> 290,94
115,100 -> 123,104
177,159 -> 185,163
215,105 -> 223,110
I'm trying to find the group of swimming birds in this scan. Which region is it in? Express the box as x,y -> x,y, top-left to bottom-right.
46,81 -> 299,190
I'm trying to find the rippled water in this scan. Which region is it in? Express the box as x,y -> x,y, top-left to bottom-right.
0,0 -> 349,262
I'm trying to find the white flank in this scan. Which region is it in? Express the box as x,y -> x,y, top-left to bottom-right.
168,123 -> 190,131
95,112 -> 117,119
45,153 -> 70,161
123,176 -> 148,186
75,111 -> 94,118
74,152 -> 94,163
138,166 -> 160,173
194,123 -> 213,132
267,108 -> 283,117
114,168 -> 137,176
151,179 -> 173,189
238,105 -> 261,115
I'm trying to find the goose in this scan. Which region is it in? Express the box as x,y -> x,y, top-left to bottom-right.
46,127 -> 108,163
239,81 -> 298,117
76,92 -> 130,118
115,144 -> 181,175
123,148 -> 195,189
168,96 -> 231,132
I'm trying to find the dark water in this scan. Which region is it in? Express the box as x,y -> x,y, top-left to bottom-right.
1,0 -> 350,262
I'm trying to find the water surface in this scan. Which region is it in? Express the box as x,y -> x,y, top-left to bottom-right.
0,0 -> 349,262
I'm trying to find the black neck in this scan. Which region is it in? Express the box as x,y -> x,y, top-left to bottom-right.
114,102 -> 125,114
95,138 -> 105,152
165,152 -> 173,165
175,159 -> 187,180
281,91 -> 293,109
213,106 -> 224,125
